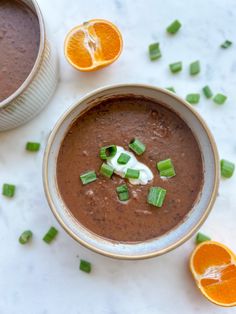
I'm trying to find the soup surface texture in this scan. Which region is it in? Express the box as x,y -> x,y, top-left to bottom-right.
0,0 -> 40,102
57,96 -> 203,242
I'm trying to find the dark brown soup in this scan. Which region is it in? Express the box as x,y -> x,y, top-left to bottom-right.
57,96 -> 203,242
0,0 -> 40,102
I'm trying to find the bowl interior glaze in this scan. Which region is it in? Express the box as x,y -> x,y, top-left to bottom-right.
43,84 -> 219,259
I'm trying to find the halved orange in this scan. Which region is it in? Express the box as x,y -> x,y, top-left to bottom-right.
64,19 -> 123,71
190,241 -> 236,307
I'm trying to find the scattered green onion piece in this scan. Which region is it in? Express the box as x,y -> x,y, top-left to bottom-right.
19,230 -> 33,245
186,93 -> 200,104
202,85 -> 213,99
221,40 -> 232,49
26,142 -> 40,152
80,171 -> 97,185
196,232 -> 211,244
2,183 -> 15,198
147,187 -> 166,208
169,61 -> 182,73
157,158 -> 176,178
80,259 -> 91,273
116,184 -> 128,193
43,226 -> 58,244
166,86 -> 176,93
213,93 -> 227,105
221,159 -> 235,178
118,191 -> 129,202
149,42 -> 161,61
99,145 -> 117,160
190,60 -> 200,75
129,138 -> 146,155
117,153 -> 131,165
100,163 -> 114,178
166,20 -> 182,34
125,168 -> 140,179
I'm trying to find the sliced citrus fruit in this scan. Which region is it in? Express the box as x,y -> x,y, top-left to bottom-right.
190,241 -> 236,307
64,19 -> 123,71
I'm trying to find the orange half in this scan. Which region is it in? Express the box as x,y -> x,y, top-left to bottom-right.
64,19 -> 123,71
190,241 -> 236,307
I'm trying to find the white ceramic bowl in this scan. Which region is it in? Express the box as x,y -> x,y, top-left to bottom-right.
43,84 -> 219,260
0,0 -> 58,131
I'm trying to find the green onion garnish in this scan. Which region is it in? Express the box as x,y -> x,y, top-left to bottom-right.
99,145 -> 117,160
80,171 -> 97,185
186,93 -> 200,104
19,230 -> 33,245
213,93 -> 227,105
147,187 -> 166,208
221,40 -> 232,49
196,232 -> 211,244
166,86 -> 176,93
43,226 -> 58,244
157,158 -> 176,178
202,85 -> 213,99
190,60 -> 200,75
116,184 -> 128,194
129,138 -> 146,155
125,168 -> 140,179
118,191 -> 129,201
169,61 -> 182,73
149,42 -> 161,61
117,153 -> 131,165
166,20 -> 182,34
116,184 -> 129,201
221,159 -> 235,178
80,259 -> 91,273
26,142 -> 40,152
100,163 -> 114,178
2,183 -> 15,198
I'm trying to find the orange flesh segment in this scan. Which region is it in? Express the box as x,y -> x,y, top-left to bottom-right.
191,242 -> 236,306
193,243 -> 231,275
66,30 -> 92,68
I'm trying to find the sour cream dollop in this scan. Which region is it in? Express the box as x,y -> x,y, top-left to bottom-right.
107,146 -> 153,185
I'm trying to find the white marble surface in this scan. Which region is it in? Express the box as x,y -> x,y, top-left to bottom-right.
1,0 -> 236,313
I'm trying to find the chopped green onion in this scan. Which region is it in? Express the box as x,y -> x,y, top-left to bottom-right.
166,20 -> 182,34
213,93 -> 227,105
26,142 -> 40,152
196,232 -> 211,244
125,168 -> 140,179
2,183 -> 15,198
116,184 -> 128,193
221,159 -> 235,178
80,171 -> 97,185
43,226 -> 58,244
166,86 -> 176,93
100,163 -> 114,178
117,153 -> 131,165
118,191 -> 129,201
169,61 -> 182,73
221,40 -> 232,49
202,85 -> 213,99
147,187 -> 166,207
80,259 -> 91,273
157,158 -> 176,178
19,230 -> 33,245
190,60 -> 200,75
129,138 -> 146,155
186,93 -> 200,104
99,145 -> 117,160
149,42 -> 161,61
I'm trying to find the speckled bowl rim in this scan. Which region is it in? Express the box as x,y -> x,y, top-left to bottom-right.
43,84 -> 219,260
0,0 -> 45,109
